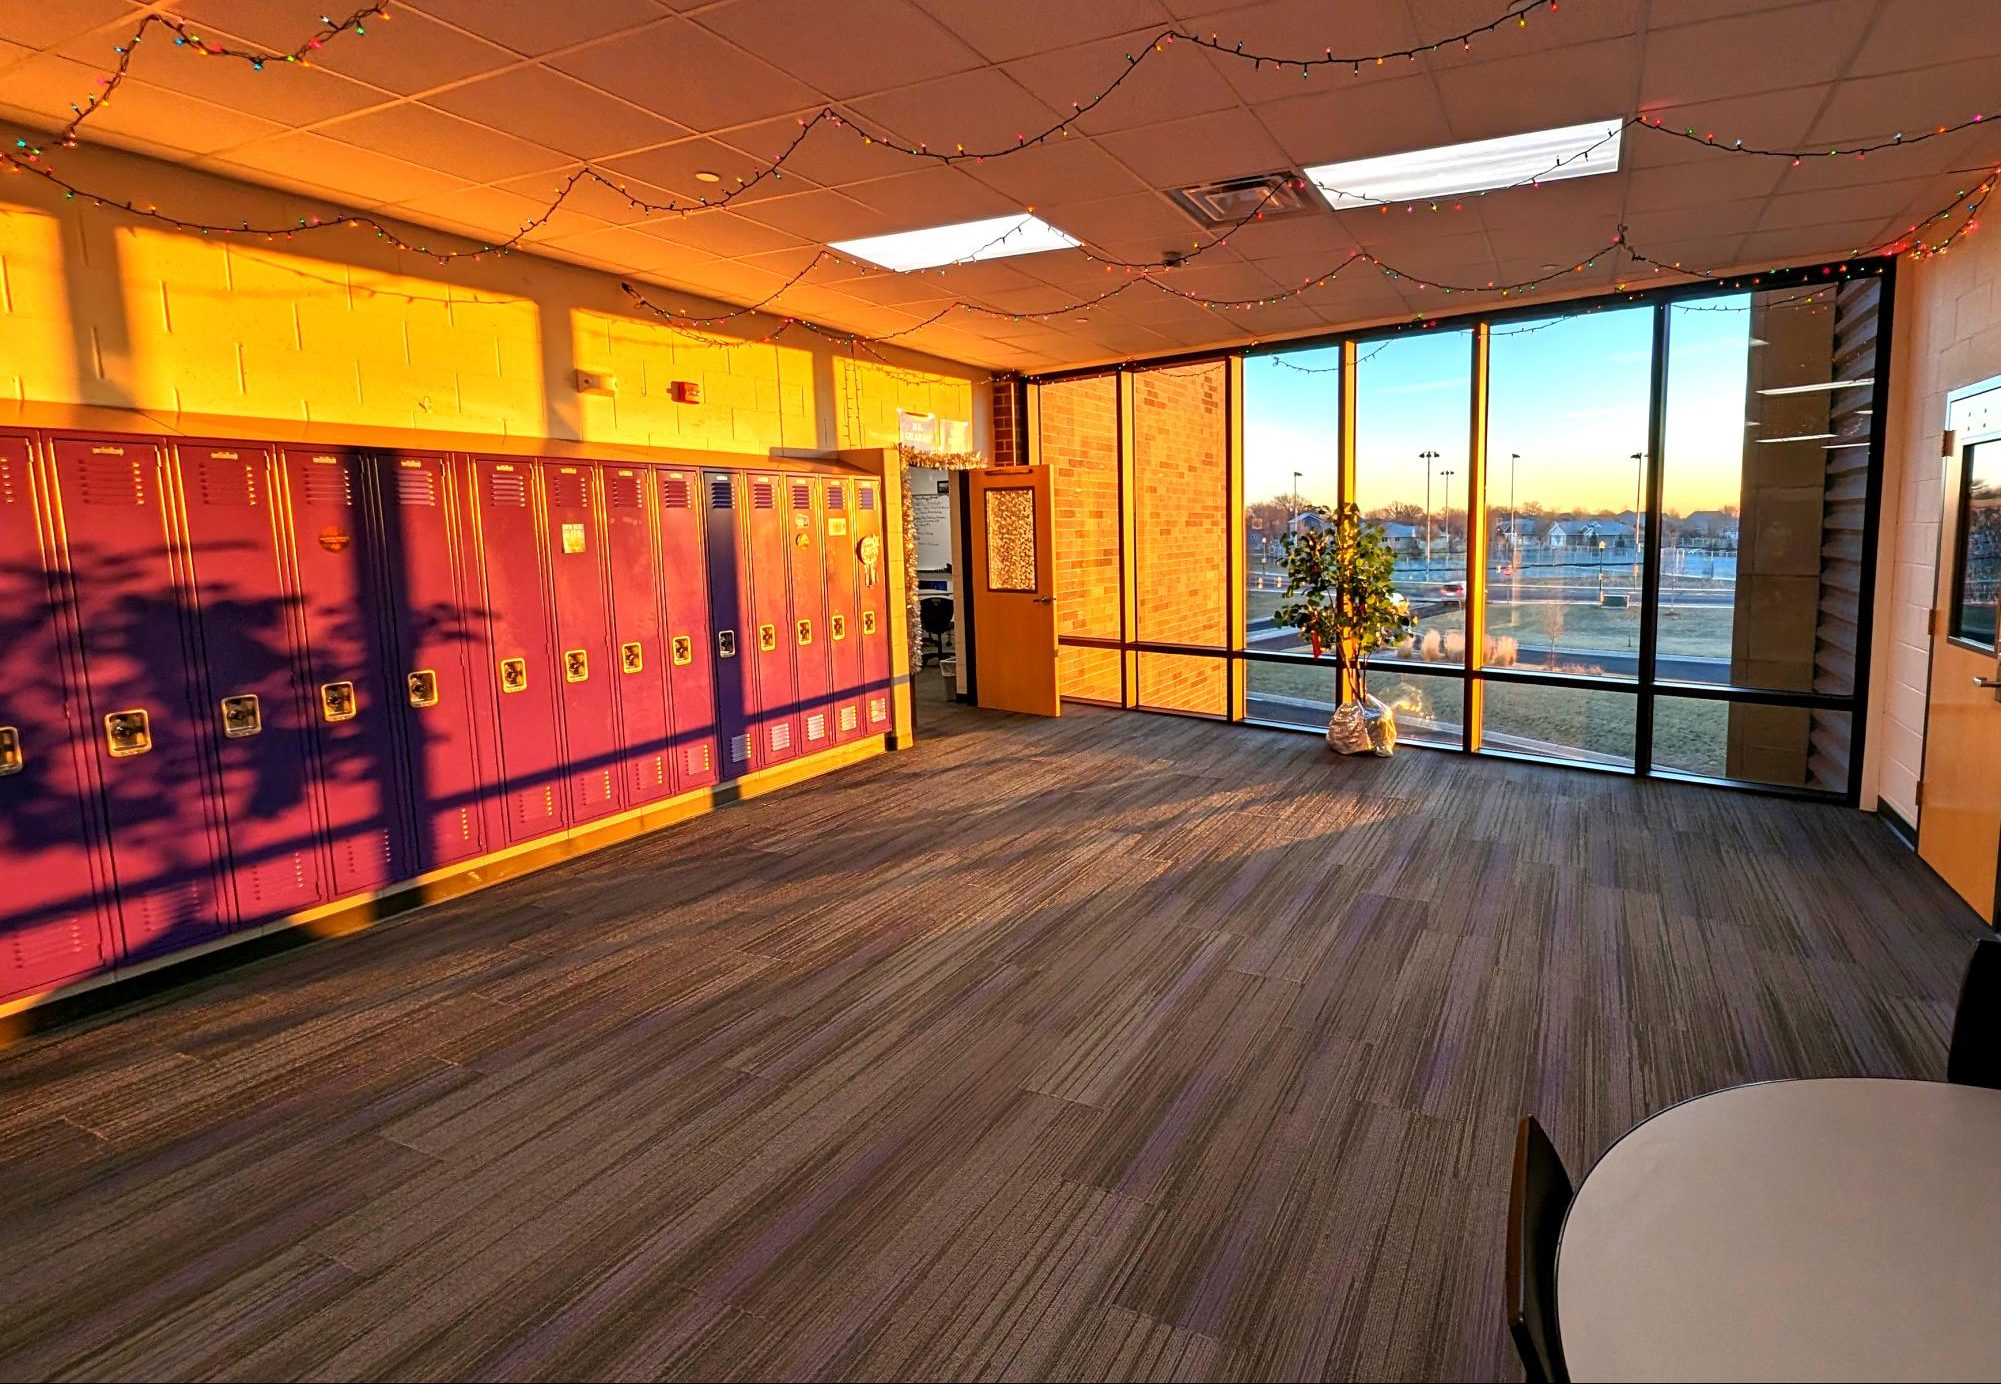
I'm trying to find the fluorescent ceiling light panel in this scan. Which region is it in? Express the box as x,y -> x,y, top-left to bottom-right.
831,213 -> 1079,272
1304,119 -> 1623,210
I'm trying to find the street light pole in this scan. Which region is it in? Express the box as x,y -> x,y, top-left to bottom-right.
1630,450 -> 1645,581
1419,449 -> 1439,578
1439,468 -> 1457,577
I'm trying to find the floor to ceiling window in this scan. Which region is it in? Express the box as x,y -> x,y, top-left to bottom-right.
1030,259 -> 1888,801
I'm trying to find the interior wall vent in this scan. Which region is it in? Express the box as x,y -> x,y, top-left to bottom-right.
1165,171 -> 1318,228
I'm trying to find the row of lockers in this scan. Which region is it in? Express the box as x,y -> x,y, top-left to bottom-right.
0,429 -> 894,1005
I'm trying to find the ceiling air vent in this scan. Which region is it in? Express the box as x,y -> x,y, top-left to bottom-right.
1166,170 -> 1318,228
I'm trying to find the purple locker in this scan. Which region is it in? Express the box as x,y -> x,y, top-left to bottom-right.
176,442 -> 327,926
543,462 -> 620,823
660,470 -> 717,792
469,458 -> 565,842
50,435 -> 231,959
746,472 -> 799,766
703,471 -> 755,780
822,477 -> 866,746
603,465 -> 672,805
0,435 -> 114,999
856,478 -> 892,735
375,453 -> 487,869
786,477 -> 834,753
282,447 -> 416,896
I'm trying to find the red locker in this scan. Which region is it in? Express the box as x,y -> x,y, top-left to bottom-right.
855,477 -> 892,735
660,470 -> 717,791
746,472 -> 799,766
49,435 -> 231,958
282,447 -> 416,896
822,477 -> 865,746
603,465 -> 671,805
543,462 -> 620,823
787,477 -> 833,753
375,453 -> 487,869
469,458 -> 565,843
0,435 -> 115,998
175,442 -> 328,926
705,471 -> 756,779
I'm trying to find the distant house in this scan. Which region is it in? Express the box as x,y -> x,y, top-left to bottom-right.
1680,509 -> 1737,540
1370,520 -> 1423,557
1548,520 -> 1634,552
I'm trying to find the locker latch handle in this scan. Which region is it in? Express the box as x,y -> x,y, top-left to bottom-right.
796,619 -> 813,647
219,694 -> 262,738
861,610 -> 878,635
0,725 -> 20,775
105,708 -> 153,757
564,649 -> 590,683
319,682 -> 357,723
407,670 -> 439,708
717,630 -> 736,659
672,635 -> 694,666
757,623 -> 777,653
499,657 -> 528,693
620,641 -> 643,673
831,614 -> 847,641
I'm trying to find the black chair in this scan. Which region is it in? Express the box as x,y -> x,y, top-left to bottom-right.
1947,936 -> 2001,1090
919,596 -> 954,666
1506,1115 -> 1574,1384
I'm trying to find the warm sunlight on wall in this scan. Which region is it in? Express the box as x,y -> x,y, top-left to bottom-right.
117,228 -> 546,432
574,310 -> 820,452
0,208 -> 79,404
833,356 -> 975,450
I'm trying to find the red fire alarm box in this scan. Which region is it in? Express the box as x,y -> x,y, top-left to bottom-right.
671,380 -> 702,404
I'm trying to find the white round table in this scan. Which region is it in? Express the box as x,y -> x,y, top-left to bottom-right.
1557,1078 -> 2001,1382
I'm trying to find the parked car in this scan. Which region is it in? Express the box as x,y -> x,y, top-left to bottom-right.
1438,581 -> 1467,599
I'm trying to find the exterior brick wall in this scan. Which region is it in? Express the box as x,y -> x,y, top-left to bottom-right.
1039,374 -> 1122,703
1131,363 -> 1229,713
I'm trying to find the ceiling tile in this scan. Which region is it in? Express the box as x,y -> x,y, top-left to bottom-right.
838,166 -> 1026,226
599,136 -> 817,207
1432,38 -> 1640,144
929,0 -> 1171,63
318,102 -> 571,184
1252,75 -> 1455,166
1097,106 -> 1290,187
1637,0 -> 1876,105
1849,0 -> 2001,76
0,0 -> 134,51
550,18 -> 824,131
1002,32 -> 1239,136
213,130 -> 473,206
696,0 -> 984,99
427,67 -> 691,161
843,68 -> 1063,157
402,0 -> 667,58
635,208 -> 810,258
962,135 -> 1154,207
161,3 -> 524,96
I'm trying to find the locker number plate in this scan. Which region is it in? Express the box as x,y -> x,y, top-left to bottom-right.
564,649 -> 590,683
862,610 -> 878,635
621,641 -> 643,673
0,725 -> 20,775
796,619 -> 813,647
219,694 -> 262,738
407,670 -> 439,708
105,708 -> 153,757
499,657 -> 528,693
757,623 -> 778,653
717,630 -> 737,659
831,614 -> 847,641
320,682 -> 357,723
672,635 -> 694,666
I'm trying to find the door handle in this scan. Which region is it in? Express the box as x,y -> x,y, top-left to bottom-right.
1977,677 -> 2001,688
1031,595 -> 1055,605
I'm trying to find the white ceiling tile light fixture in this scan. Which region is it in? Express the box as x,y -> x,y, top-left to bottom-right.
831,213 -> 1080,272
1303,119 -> 1625,211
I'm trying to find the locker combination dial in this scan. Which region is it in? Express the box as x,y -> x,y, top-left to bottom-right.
319,682 -> 357,723
0,725 -> 21,776
219,694 -> 262,738
672,634 -> 694,666
796,619 -> 813,647
499,657 -> 528,693
757,623 -> 778,653
717,629 -> 736,659
564,649 -> 590,683
621,641 -> 643,673
406,669 -> 439,708
104,708 -> 152,757
830,613 -> 847,641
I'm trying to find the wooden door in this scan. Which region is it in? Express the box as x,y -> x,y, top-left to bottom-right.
1920,431 -> 2001,922
969,467 -> 1059,716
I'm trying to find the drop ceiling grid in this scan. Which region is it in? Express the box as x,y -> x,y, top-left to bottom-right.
0,0 -> 1993,369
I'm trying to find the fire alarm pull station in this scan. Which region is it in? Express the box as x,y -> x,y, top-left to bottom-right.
671,380 -> 703,404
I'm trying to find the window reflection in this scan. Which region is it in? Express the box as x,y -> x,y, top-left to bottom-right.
1244,347 -> 1340,655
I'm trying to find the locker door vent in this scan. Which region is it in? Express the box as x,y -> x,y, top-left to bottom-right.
752,479 -> 776,510
0,455 -> 18,505
869,695 -> 888,724
7,919 -> 88,973
198,457 -> 259,507
301,462 -> 352,507
488,470 -> 529,507
608,474 -> 643,509
663,476 -> 692,509
729,734 -> 750,764
791,480 -> 811,510
858,486 -> 877,511
709,478 -> 733,510
768,721 -> 791,752
685,743 -> 711,774
78,455 -> 146,507
550,471 -> 588,511
839,704 -> 858,732
806,712 -> 827,742
396,468 -> 438,507
826,485 -> 845,511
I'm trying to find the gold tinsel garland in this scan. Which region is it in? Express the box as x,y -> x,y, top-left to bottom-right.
897,442 -> 986,663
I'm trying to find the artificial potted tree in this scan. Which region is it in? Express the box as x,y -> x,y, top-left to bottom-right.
1274,502 -> 1414,756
